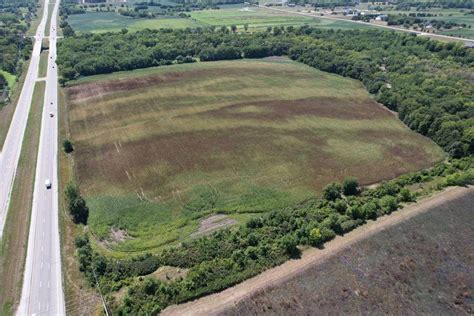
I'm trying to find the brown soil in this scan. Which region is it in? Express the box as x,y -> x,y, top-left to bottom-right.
151,266 -> 188,283
191,97 -> 389,121
191,214 -> 237,237
161,186 -> 474,316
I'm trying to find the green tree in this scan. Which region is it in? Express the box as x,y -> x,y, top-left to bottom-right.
65,183 -> 89,224
398,188 -> 412,202
342,177 -> 359,196
63,139 -> 74,153
379,195 -> 398,214
309,227 -> 323,246
322,182 -> 341,201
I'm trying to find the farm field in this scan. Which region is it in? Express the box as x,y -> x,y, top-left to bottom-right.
67,12 -> 205,33
64,58 -> 444,256
222,188 -> 474,315
67,5 -> 376,33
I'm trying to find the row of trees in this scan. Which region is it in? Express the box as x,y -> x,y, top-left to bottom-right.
57,27 -> 473,158
73,158 -> 472,313
395,0 -> 474,10
385,14 -> 467,30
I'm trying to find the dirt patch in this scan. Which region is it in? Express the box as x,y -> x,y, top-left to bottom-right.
162,186 -> 474,316
190,97 -> 389,121
151,266 -> 188,282
98,227 -> 133,248
191,214 -> 237,237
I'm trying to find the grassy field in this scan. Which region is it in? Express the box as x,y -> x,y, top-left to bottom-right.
224,190 -> 474,315
64,58 -> 444,256
67,5 -> 375,33
67,12 -> 204,33
0,70 -> 16,90
0,81 -> 44,314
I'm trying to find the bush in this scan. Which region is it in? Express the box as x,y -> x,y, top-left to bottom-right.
342,177 -> 359,196
63,139 -> 74,153
309,227 -> 323,246
322,182 -> 341,201
379,195 -> 398,214
398,188 -> 413,202
361,201 -> 377,219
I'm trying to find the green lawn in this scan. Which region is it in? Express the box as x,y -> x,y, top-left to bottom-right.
0,70 -> 16,89
64,58 -> 444,257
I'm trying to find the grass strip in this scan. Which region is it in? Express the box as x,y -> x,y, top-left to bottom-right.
0,81 -> 45,315
38,50 -> 48,78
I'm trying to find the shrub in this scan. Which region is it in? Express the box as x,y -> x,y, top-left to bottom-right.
322,182 -> 341,201
342,177 -> 359,196
379,195 -> 399,214
398,188 -> 413,202
361,201 -> 377,219
309,227 -> 323,246
63,139 -> 74,153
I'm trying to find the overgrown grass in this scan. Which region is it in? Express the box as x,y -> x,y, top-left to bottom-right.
38,50 -> 48,78
64,58 -> 444,257
0,81 -> 44,314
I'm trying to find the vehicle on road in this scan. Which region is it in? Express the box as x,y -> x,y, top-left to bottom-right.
45,179 -> 52,189
49,112 -> 54,117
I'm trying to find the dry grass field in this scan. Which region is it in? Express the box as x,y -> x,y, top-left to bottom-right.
64,58 -> 444,256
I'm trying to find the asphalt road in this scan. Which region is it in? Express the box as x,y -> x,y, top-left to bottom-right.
0,0 -> 49,237
17,0 -> 65,314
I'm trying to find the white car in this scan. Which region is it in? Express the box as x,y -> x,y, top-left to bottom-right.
45,179 -> 52,189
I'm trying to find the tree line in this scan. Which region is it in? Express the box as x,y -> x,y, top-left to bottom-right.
56,27 -> 474,158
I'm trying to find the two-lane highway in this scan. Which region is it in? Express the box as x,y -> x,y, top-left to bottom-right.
0,0 -> 49,237
18,0 -> 65,314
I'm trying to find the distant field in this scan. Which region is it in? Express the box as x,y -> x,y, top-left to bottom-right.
64,58 -> 444,256
67,12 -> 204,33
223,189 -> 474,315
67,6 -> 375,33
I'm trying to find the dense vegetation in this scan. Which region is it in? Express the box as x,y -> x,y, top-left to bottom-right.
73,158 -> 473,313
57,27 -> 474,158
385,14 -> 468,30
0,0 -> 37,100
